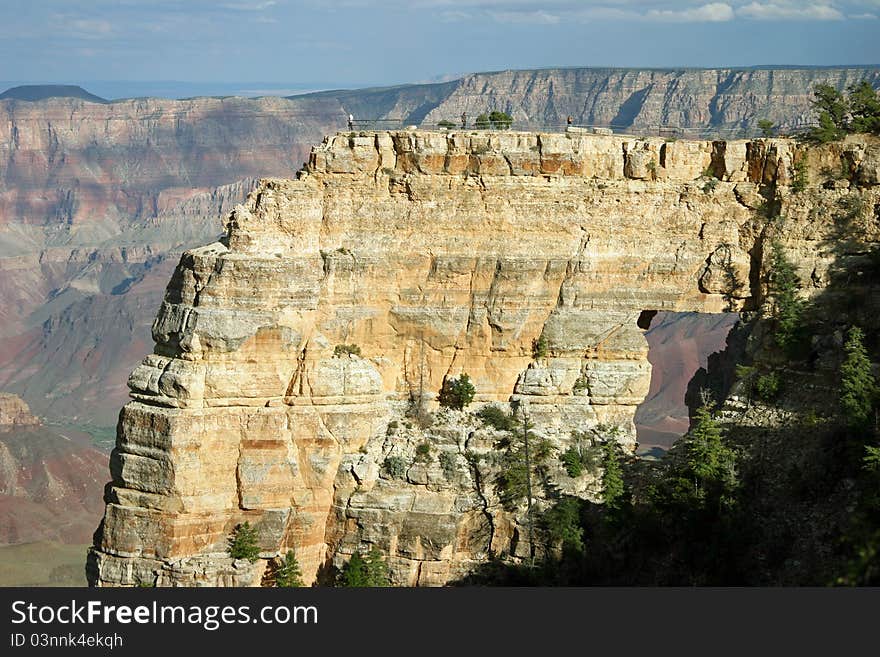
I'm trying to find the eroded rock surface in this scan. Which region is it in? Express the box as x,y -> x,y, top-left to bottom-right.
89,130 -> 880,586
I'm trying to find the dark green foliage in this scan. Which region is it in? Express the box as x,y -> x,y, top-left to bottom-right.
757,119 -> 775,137
476,404 -> 518,431
767,241 -> 805,356
806,83 -> 849,143
275,551 -> 304,587
488,110 -> 513,129
560,446 -> 585,477
840,326 -> 877,432
414,441 -> 432,462
227,522 -> 260,562
437,119 -> 456,129
601,442 -> 626,512
338,548 -> 390,587
560,433 -> 601,478
848,81 -> 880,135
543,496 -> 584,553
334,343 -> 361,357
755,371 -> 781,401
383,455 -> 407,479
532,334 -> 549,359
806,81 -> 880,142
790,158 -> 809,193
474,111 -> 512,129
438,373 -> 476,410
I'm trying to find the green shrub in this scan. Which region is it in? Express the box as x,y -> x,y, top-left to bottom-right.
475,113 -> 490,129
438,373 -> 476,410
383,455 -> 407,479
439,451 -> 458,480
572,376 -> 588,394
476,404 -> 518,431
415,441 -> 432,462
755,372 -> 781,401
275,551 -> 304,587
437,119 -> 456,129
334,343 -> 361,357
532,334 -> 549,359
228,522 -> 261,562
386,420 -> 399,435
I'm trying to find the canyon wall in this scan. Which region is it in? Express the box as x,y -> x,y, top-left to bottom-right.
88,128 -> 880,586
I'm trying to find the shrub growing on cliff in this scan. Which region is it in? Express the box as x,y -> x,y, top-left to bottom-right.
601,442 -> 626,513
275,551 -> 304,587
228,522 -> 260,562
383,455 -> 407,479
532,334 -> 549,359
477,404 -> 518,431
334,343 -> 361,357
438,373 -> 476,410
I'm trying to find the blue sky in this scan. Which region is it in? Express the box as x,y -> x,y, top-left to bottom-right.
0,0 -> 877,96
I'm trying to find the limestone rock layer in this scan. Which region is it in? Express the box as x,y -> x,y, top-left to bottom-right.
89,130 -> 880,586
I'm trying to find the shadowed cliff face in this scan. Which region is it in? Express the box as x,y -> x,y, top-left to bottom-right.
88,129 -> 880,586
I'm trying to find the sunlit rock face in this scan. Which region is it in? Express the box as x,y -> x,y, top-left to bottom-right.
89,130 -> 880,586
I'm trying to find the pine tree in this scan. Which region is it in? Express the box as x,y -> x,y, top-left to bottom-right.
768,241 -> 804,356
601,441 -> 625,512
338,552 -> 369,587
840,326 -> 877,432
275,550 -> 304,587
680,403 -> 737,506
227,522 -> 261,563
364,547 -> 390,586
338,548 -> 390,587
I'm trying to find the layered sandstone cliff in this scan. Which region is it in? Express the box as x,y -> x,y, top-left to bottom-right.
86,129 -> 879,586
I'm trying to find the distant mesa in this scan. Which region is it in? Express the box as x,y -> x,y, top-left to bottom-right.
0,84 -> 108,103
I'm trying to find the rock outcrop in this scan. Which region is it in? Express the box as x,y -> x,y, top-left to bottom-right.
0,393 -> 39,426
87,128 -> 880,586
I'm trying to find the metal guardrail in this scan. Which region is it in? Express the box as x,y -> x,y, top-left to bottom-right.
346,118 -> 817,140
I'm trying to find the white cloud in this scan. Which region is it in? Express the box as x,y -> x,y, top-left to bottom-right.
737,2 -> 845,20
646,2 -> 735,21
221,1 -> 277,10
490,9 -> 563,23
69,18 -> 114,37
848,11 -> 878,16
